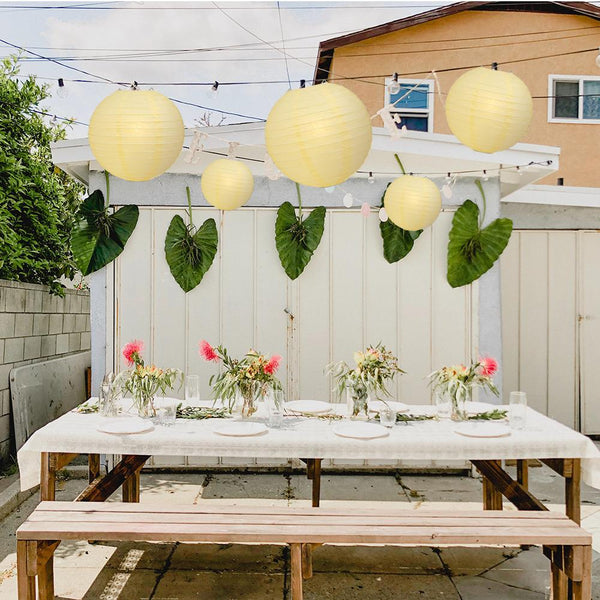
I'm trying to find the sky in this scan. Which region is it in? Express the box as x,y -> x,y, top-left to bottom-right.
0,0 -> 448,138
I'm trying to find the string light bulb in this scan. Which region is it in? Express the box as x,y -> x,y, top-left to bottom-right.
367,172 -> 375,184
56,78 -> 68,99
388,72 -> 400,95
596,47 -> 600,69
378,206 -> 388,222
343,193 -> 353,208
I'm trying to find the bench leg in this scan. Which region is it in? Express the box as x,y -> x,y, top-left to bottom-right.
301,544 -> 313,579
17,541 -> 36,600
567,545 -> 591,600
37,555 -> 54,600
290,544 -> 303,600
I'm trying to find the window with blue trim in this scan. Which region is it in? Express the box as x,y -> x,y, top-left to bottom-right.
389,82 -> 432,132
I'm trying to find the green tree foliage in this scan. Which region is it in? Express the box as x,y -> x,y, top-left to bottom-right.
0,56 -> 83,295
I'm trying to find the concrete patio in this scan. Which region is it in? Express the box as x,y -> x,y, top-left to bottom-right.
1,464 -> 600,599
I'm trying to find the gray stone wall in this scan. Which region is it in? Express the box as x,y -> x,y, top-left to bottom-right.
0,280 -> 90,460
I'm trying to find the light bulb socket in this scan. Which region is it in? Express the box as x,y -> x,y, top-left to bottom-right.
58,78 -> 64,88
300,79 -> 306,88
211,81 -> 219,92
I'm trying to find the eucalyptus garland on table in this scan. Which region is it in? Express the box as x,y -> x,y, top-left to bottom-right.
275,183 -> 326,280
164,187 -> 218,293
71,172 -> 139,275
447,180 -> 513,288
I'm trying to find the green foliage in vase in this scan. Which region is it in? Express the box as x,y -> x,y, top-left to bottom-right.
275,184 -> 325,280
0,56 -> 84,295
447,181 -> 513,288
165,187 -> 218,292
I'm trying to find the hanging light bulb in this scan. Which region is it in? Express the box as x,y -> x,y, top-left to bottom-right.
388,72 -> 400,95
442,183 -> 453,199
378,206 -> 388,222
343,193 -> 353,208
482,169 -> 489,181
596,47 -> 600,69
367,172 -> 375,184
56,78 -> 68,99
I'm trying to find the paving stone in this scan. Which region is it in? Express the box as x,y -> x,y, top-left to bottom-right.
171,542 -> 285,572
136,473 -> 204,504
400,474 -> 483,503
103,542 -> 174,571
290,474 -> 409,502
303,573 -> 459,599
153,570 -> 284,600
202,473 -> 290,500
312,545 -> 443,574
438,546 -> 520,576
453,574 -> 546,599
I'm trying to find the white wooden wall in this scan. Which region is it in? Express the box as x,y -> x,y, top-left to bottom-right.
111,207 -> 475,407
501,230 -> 600,433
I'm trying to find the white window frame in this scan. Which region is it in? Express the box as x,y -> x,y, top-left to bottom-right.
548,74 -> 600,124
384,78 -> 434,133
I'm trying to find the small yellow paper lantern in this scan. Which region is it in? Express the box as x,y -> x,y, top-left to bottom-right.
89,89 -> 184,181
201,159 -> 254,210
265,83 -> 372,188
445,67 -> 532,154
384,176 -> 441,231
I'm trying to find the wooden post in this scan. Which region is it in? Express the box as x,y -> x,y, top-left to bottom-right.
301,544 -> 313,579
37,555 -> 54,600
516,460 -> 529,489
40,452 -> 56,501
480,460 -> 503,510
290,543 -> 303,600
88,454 -> 100,484
566,459 -> 581,525
122,461 -> 141,503
16,540 -> 35,600
571,545 -> 592,600
311,459 -> 322,508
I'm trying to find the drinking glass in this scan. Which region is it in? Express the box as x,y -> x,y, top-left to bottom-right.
379,406 -> 397,428
435,390 -> 451,420
100,382 -> 119,417
153,397 -> 178,427
267,388 -> 285,429
509,391 -> 527,430
185,374 -> 200,406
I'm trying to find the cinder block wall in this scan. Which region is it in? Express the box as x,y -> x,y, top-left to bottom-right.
0,280 -> 90,460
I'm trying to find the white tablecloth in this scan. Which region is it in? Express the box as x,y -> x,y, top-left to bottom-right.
17,404 -> 600,491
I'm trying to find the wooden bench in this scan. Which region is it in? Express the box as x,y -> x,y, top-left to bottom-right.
17,502 -> 592,600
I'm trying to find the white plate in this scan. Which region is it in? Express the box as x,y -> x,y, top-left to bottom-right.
97,418 -> 154,435
333,422 -> 390,440
214,422 -> 268,437
369,400 -> 409,413
285,400 -> 332,415
454,422 -> 511,438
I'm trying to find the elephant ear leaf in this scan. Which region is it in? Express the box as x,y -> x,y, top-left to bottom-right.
71,189 -> 139,276
447,199 -> 513,288
275,201 -> 326,280
165,215 -> 218,293
380,218 -> 422,264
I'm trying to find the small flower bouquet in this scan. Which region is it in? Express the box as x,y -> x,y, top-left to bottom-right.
200,340 -> 282,418
429,357 -> 499,421
327,344 -> 404,417
117,340 -> 183,418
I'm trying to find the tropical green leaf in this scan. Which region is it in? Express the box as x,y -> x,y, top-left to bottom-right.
447,199 -> 513,288
275,201 -> 326,280
164,215 -> 218,293
71,190 -> 139,275
380,219 -> 422,263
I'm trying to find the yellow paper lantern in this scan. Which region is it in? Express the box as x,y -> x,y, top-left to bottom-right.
445,67 -> 532,153
265,83 -> 372,188
89,89 -> 184,181
384,176 -> 441,231
201,159 -> 254,210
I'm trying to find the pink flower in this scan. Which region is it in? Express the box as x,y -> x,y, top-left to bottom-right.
122,340 -> 143,367
480,356 -> 498,378
264,354 -> 281,375
199,340 -> 219,362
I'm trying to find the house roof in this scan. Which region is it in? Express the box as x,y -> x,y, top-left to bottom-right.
314,1 -> 600,82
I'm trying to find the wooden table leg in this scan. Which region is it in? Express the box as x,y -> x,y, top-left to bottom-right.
40,452 -> 56,501
290,543 -> 303,600
122,465 -> 141,503
311,459 -> 322,508
88,454 -> 100,484
301,544 -> 313,579
517,459 -> 529,490
16,541 -> 35,600
566,459 -> 581,525
480,460 -> 503,510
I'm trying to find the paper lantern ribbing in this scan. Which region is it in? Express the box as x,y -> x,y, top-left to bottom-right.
201,159 -> 254,210
445,67 -> 532,154
89,90 -> 184,181
265,83 -> 372,188
384,176 -> 441,231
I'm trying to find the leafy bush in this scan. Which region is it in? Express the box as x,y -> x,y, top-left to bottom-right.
0,56 -> 84,295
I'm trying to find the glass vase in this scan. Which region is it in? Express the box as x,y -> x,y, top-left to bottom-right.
233,383 -> 258,419
135,395 -> 156,419
347,387 -> 370,419
450,387 -> 471,422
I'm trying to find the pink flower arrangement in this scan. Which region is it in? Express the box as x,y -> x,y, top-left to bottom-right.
264,354 -> 281,375
122,340 -> 144,367
480,356 -> 498,378
199,340 -> 219,362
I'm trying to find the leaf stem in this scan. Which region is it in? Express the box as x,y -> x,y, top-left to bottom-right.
186,186 -> 193,227
394,154 -> 407,175
475,179 -> 486,228
295,182 -> 303,221
104,171 -> 110,208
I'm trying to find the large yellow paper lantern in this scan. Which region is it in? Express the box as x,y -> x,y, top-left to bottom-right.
265,83 -> 372,188
89,89 -> 184,181
201,159 -> 254,210
445,67 -> 532,153
384,176 -> 441,231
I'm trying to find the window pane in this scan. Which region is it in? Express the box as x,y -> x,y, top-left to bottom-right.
391,84 -> 429,110
394,114 -> 429,132
554,81 -> 579,118
583,80 -> 600,119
